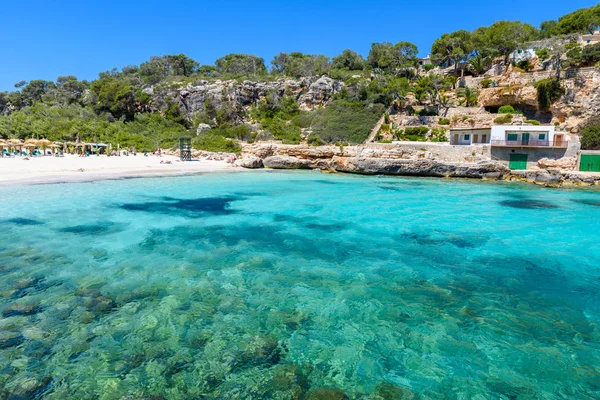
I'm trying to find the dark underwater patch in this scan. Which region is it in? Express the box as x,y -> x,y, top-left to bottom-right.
398,230 -> 488,249
499,200 -> 561,209
311,180 -> 339,185
304,222 -> 347,232
378,185 -> 403,192
120,196 -> 237,217
58,222 -> 123,236
572,199 -> 600,207
273,214 -> 347,232
4,218 -> 44,226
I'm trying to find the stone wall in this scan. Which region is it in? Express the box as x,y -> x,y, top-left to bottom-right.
381,142 -> 491,162
491,147 -> 570,169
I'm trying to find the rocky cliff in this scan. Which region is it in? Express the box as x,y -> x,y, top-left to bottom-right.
148,76 -> 343,117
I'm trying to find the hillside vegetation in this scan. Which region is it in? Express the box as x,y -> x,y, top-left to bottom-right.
2,4 -> 600,152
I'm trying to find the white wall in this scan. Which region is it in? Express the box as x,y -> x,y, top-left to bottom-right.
449,129 -> 491,145
491,125 -> 556,143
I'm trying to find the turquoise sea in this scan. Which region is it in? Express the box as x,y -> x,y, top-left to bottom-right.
0,171 -> 599,399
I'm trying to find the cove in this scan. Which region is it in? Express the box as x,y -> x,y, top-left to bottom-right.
0,171 -> 599,399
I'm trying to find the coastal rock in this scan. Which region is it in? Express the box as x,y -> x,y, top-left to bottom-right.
330,157 -> 509,178
537,157 -> 577,170
263,155 -> 314,169
236,156 -> 263,169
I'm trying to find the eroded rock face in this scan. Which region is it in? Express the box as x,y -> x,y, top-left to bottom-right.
330,157 -> 509,178
297,76 -> 343,111
478,86 -> 538,108
263,155 -> 314,169
161,76 -> 342,115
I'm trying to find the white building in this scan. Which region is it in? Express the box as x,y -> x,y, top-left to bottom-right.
490,125 -> 568,147
449,128 -> 491,145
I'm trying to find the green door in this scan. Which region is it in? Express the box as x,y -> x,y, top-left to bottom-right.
521,133 -> 530,145
580,154 -> 600,172
509,153 -> 528,170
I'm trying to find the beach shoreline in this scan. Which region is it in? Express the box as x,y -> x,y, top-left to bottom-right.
0,155 -> 243,186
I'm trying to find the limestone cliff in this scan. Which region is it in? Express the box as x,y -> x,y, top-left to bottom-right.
148,76 -> 342,117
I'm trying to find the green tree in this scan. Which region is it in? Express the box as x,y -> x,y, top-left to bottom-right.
215,54 -> 267,76
472,21 -> 539,62
165,54 -> 199,76
456,86 -> 479,107
467,54 -> 492,76
367,41 -> 418,73
332,49 -> 365,70
21,80 -> 56,106
555,5 -> 600,34
431,30 -> 472,72
271,52 -> 330,77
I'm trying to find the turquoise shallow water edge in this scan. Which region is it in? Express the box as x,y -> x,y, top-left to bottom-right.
0,171 -> 599,399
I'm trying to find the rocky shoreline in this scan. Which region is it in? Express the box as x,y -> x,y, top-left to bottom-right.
237,143 -> 600,187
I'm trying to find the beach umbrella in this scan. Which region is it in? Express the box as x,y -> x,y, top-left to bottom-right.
8,138 -> 23,155
37,139 -> 52,155
48,143 -> 60,155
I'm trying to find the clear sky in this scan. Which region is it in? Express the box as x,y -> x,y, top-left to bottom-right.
1,0 -> 596,91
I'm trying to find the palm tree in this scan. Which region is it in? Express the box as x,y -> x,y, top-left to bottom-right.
456,86 -> 479,107
468,55 -> 491,76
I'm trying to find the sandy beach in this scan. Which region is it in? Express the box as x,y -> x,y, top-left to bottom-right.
0,154 -> 241,185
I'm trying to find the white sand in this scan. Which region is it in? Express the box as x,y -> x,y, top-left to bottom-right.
0,154 -> 241,185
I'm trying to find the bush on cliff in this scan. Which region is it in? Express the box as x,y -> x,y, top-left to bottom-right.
498,105 -> 521,114
580,119 -> 600,149
193,131 -> 242,154
534,78 -> 565,110
307,100 -> 385,144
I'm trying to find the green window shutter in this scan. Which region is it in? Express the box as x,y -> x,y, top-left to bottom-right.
539,134 -> 546,140
464,134 -> 470,140
507,134 -> 518,141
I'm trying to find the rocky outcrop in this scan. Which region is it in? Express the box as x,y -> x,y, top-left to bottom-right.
507,169 -> 600,187
263,155 -> 314,169
478,86 -> 538,108
297,76 -> 343,111
537,157 -> 577,170
239,143 -> 599,186
235,155 -> 263,169
162,76 -> 342,116
330,157 -> 509,178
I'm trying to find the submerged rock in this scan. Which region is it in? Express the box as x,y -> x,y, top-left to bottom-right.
0,331 -> 25,349
2,303 -> 42,317
304,388 -> 349,400
376,382 -> 415,400
5,376 -> 53,400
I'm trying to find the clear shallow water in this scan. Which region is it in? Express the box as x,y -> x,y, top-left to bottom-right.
0,171 -> 599,399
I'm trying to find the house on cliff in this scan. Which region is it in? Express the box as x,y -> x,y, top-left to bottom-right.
449,128 -> 491,145
489,125 -> 576,170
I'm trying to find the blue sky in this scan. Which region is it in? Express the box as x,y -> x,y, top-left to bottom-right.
1,0 -> 596,91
